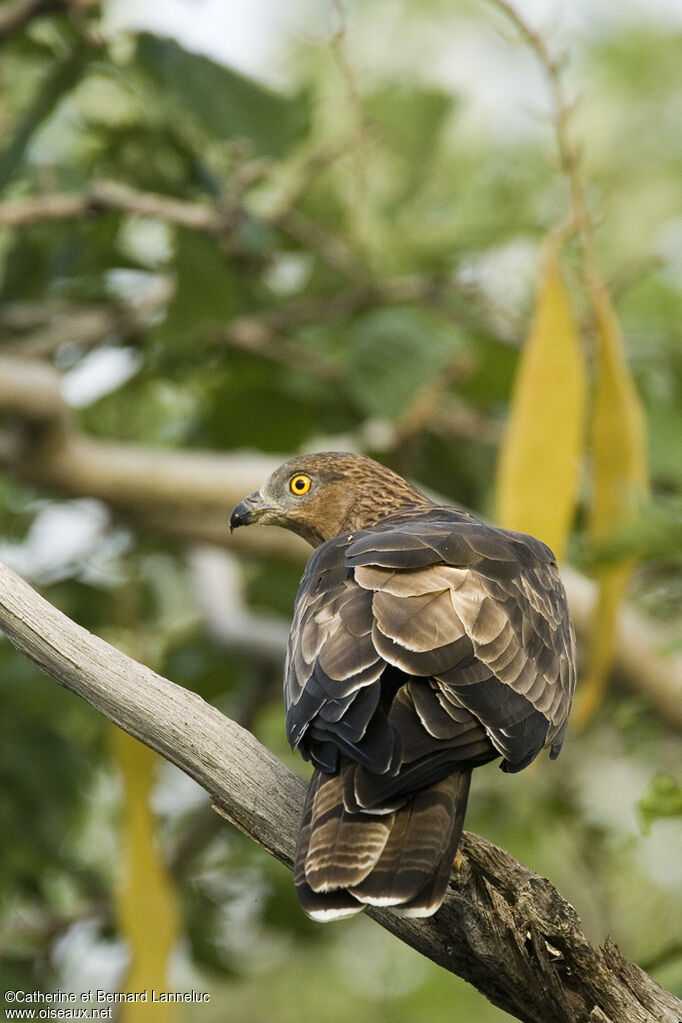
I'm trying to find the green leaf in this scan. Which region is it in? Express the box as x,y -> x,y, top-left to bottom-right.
638,773 -> 682,835
0,213 -> 128,301
136,34 -> 310,157
153,229 -> 242,350
347,308 -> 462,419
366,82 -> 454,200
195,358 -> 319,452
0,652 -> 103,897
0,46 -> 88,190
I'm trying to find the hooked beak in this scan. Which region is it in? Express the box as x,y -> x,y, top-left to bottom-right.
230,490 -> 272,532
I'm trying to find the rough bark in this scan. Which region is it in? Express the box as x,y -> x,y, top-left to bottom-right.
0,356 -> 679,728
0,561 -> 680,1023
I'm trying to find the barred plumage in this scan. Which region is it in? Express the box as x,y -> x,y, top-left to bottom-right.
230,452 -> 576,920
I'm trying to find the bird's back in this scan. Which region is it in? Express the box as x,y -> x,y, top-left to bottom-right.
285,506 -> 576,919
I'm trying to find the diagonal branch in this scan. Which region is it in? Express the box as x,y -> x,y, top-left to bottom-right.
0,561 -> 679,1023
0,355 -> 679,728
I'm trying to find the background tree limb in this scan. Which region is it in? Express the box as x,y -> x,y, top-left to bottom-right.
0,182 -> 236,235
0,561 -> 680,1023
1,354 -> 679,728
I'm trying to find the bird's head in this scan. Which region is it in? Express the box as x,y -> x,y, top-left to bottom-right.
230,451 -> 431,547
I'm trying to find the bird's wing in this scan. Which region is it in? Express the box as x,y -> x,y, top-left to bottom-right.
284,534 -> 397,775
347,511 -> 577,772
285,510 -> 576,801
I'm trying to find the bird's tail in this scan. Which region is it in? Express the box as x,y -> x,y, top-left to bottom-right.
294,766 -> 471,921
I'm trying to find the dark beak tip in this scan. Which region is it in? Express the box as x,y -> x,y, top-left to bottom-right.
229,505 -> 246,533
230,491 -> 261,533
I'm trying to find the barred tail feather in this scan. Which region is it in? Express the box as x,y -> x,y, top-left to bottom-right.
390,771 -> 470,917
294,767 -> 471,920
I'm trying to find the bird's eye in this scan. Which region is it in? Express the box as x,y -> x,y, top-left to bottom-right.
289,473 -> 312,495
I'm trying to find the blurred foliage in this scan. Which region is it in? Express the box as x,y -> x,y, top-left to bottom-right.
136,35 -> 311,162
0,2 -> 681,1021
638,773 -> 682,836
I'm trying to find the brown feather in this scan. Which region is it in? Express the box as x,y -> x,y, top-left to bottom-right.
389,771 -> 471,918
231,452 -> 577,920
348,771 -> 471,909
302,769 -> 393,891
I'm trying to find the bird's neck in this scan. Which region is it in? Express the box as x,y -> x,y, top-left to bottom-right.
346,493 -> 433,535
307,478 -> 433,545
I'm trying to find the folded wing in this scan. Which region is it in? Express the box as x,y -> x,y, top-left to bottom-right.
284,509 -> 576,918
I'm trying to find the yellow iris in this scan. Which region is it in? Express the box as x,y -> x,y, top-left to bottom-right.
290,473 -> 312,495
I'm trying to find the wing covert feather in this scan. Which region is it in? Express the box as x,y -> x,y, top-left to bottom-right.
249,458 -> 577,921
285,507 -> 575,789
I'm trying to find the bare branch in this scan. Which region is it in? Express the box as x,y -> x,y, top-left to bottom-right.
0,560 -> 301,865
0,436 -> 303,560
0,177 -> 370,282
483,0 -> 605,288
0,181 -> 234,235
0,354 -> 678,727
0,561 -> 679,1023
187,546 -> 289,664
1,302 -> 124,357
0,356 -> 67,424
272,206 -> 368,282
0,281 -> 173,357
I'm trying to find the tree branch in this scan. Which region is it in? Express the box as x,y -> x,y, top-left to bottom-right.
0,179 -> 366,282
213,275 -> 514,378
0,281 -> 173,358
0,561 -> 679,1023
484,0 -> 596,278
0,355 -> 679,727
187,546 -> 290,665
0,181 -> 235,235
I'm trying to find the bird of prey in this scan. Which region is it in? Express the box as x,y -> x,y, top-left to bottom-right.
230,452 -> 576,921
